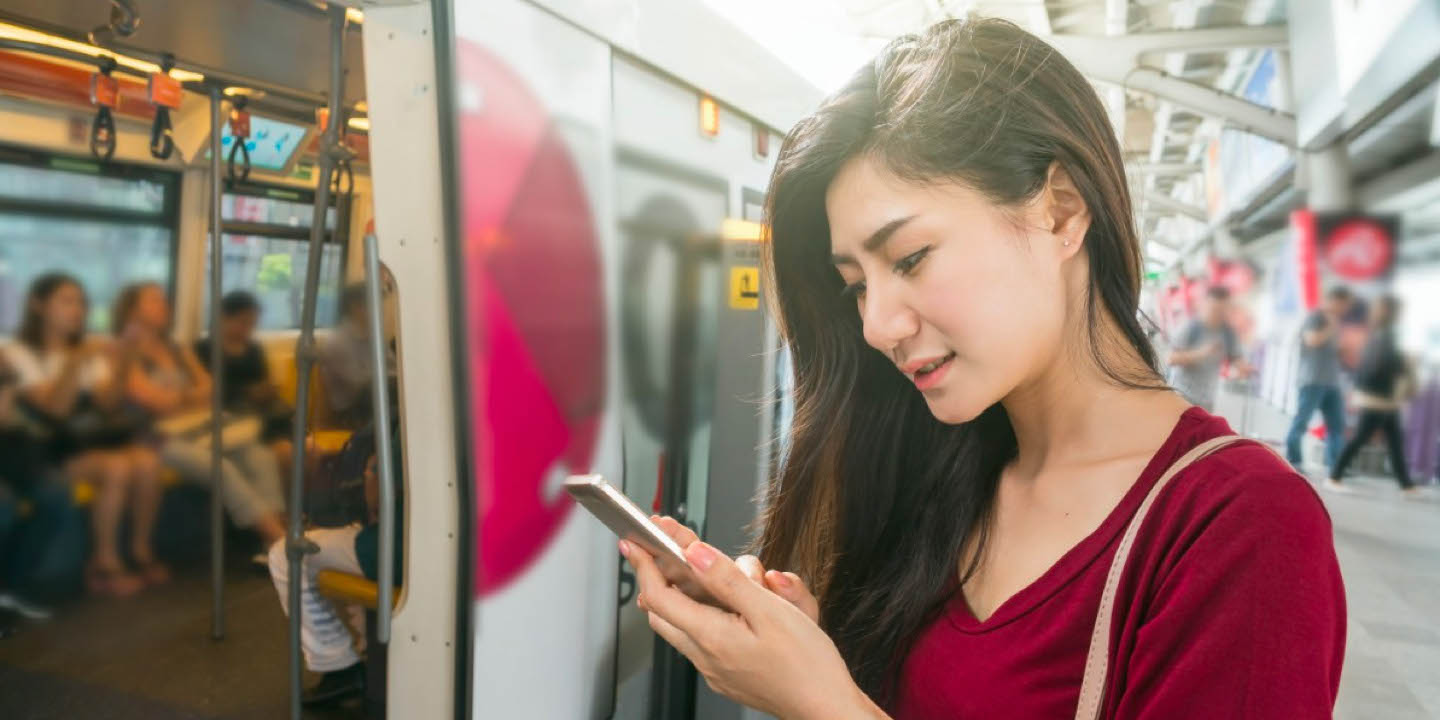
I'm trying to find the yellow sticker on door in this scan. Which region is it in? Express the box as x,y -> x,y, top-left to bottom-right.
730,266 -> 760,310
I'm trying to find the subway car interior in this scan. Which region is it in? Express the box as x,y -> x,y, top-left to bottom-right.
0,0 -> 1436,719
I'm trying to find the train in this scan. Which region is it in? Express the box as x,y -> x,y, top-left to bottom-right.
0,0 -> 820,718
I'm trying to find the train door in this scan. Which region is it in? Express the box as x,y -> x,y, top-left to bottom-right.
387,0 -> 626,717
612,151 -> 729,719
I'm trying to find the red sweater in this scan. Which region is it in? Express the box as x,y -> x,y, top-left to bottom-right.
894,407 -> 1345,719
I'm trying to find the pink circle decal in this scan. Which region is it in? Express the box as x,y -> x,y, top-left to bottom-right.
457,41 -> 606,596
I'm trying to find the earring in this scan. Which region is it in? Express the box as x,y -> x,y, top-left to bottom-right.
1063,241 -> 1071,246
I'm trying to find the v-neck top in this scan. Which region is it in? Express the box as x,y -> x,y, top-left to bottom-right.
893,407 -> 1345,719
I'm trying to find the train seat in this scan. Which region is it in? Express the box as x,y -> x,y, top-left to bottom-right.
315,569 -> 398,717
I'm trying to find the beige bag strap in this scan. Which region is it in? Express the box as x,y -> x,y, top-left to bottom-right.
1073,434 -> 1253,720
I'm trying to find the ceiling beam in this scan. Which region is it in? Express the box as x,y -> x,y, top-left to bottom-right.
1048,25 -> 1297,146
1143,192 -> 1209,222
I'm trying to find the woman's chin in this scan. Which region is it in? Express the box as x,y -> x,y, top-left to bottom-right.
924,393 -> 989,426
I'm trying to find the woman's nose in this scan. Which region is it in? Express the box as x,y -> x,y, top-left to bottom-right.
860,284 -> 919,352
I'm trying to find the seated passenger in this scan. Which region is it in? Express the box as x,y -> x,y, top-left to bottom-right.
111,283 -> 285,546
317,284 -> 393,430
0,351 -> 77,620
193,290 -> 294,472
4,273 -> 162,596
268,422 -> 402,706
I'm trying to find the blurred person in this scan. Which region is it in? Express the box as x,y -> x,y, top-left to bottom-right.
267,421 -> 402,706
0,351 -> 76,621
111,283 -> 285,546
1165,285 -> 1248,411
316,284 -> 379,430
1326,296 -> 1421,496
1285,286 -> 1354,471
622,19 -> 1343,720
193,290 -> 294,472
4,273 -> 162,596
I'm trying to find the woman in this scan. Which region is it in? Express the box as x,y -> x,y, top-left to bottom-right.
1327,295 -> 1419,497
4,273 -> 163,596
111,283 -> 286,545
623,19 -> 1344,719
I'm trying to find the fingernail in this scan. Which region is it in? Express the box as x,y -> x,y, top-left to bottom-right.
618,540 -> 631,557
686,542 -> 718,571
784,572 -> 802,585
768,570 -> 791,587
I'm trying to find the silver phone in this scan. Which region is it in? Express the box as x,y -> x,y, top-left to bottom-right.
564,474 -> 716,604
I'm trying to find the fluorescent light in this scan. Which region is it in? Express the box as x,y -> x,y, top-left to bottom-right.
721,218 -> 764,242
346,8 -> 365,25
0,21 -> 204,83
347,116 -> 370,132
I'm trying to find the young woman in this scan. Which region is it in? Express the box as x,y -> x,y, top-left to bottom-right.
4,273 -> 163,596
1327,295 -> 1419,497
624,18 -> 1344,720
111,283 -> 286,545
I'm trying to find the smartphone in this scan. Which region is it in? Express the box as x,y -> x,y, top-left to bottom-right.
564,474 -> 716,605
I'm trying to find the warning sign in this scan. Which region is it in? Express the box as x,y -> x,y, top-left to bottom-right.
729,266 -> 759,310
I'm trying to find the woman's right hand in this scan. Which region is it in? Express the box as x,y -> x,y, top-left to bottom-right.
650,515 -> 820,624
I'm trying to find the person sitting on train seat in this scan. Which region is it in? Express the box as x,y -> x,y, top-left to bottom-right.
0,350 -> 79,621
267,421 -> 403,706
111,282 -> 286,547
623,19 -> 1344,720
317,284 -> 394,430
3,273 -> 163,597
193,290 -> 295,475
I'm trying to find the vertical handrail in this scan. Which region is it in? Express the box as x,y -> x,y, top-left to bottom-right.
364,234 -> 397,643
207,84 -> 226,642
287,7 -> 348,720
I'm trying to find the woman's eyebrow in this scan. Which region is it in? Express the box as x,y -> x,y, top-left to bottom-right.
831,214 -> 918,265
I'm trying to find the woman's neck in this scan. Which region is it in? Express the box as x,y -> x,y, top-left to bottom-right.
1001,331 -> 1185,482
41,330 -> 69,352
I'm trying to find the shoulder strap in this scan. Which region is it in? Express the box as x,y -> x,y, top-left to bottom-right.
1073,433 -> 1257,720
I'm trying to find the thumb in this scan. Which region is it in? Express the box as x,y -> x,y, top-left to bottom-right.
683,542 -> 767,618
764,570 -> 820,624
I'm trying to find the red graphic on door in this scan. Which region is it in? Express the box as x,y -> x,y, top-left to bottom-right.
458,41 -> 606,596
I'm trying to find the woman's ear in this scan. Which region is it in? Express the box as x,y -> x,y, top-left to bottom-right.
1042,161 -> 1090,255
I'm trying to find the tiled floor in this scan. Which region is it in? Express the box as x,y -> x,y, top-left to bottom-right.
1211,389 -> 1440,719
1322,475 -> 1440,719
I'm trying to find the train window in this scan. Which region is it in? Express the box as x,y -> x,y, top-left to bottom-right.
0,147 -> 179,334
204,183 -> 347,330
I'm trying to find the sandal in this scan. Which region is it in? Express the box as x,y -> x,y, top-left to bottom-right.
133,558 -> 171,586
86,563 -> 144,598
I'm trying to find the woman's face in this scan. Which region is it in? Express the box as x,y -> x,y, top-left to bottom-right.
826,156 -> 1080,424
39,282 -> 87,338
134,286 -> 171,331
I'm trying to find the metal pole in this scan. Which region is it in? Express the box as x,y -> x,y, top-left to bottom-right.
287,7 -> 347,719
207,84 -> 226,642
363,234 -> 396,643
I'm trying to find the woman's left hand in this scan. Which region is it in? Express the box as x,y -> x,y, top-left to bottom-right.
623,538 -> 886,720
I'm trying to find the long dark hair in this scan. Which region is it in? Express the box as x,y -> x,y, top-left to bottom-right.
111,281 -> 165,337
755,18 -> 1163,705
18,272 -> 88,350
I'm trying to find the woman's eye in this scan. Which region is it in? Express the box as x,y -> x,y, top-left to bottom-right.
894,246 -> 931,276
840,281 -> 866,299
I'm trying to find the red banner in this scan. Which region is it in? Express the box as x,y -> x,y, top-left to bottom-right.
1291,208 -> 1320,310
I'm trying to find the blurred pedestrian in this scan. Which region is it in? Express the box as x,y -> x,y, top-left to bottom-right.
1326,296 -> 1422,497
1166,285 -> 1248,412
1285,286 -> 1354,471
